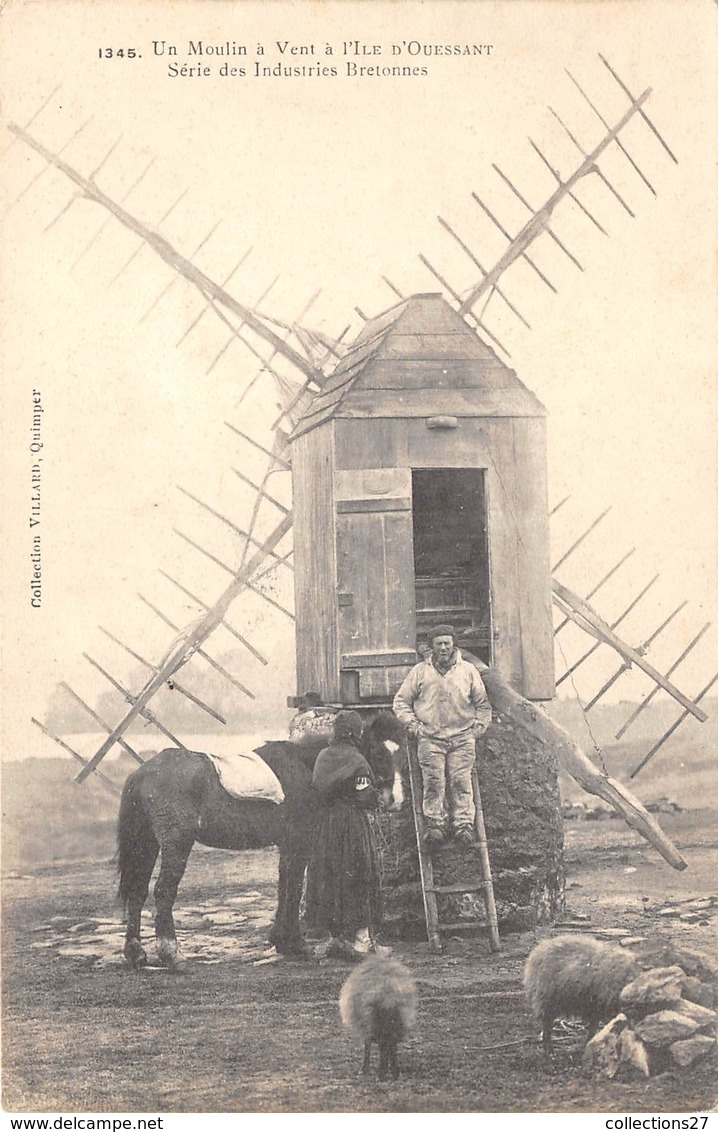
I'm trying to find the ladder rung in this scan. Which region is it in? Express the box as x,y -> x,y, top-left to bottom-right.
425,882 -> 491,894
438,920 -> 487,932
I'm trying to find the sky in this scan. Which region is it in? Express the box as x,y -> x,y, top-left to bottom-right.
1,0 -> 716,762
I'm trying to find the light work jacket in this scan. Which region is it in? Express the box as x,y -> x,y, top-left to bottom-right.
393,650 -> 492,742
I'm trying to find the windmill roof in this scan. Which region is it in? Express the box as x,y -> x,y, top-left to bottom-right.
289,293 -> 545,441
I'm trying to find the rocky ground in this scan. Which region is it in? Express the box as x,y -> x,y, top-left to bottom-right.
2,799 -> 716,1114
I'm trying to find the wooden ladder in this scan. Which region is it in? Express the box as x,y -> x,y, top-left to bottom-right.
407,742 -> 501,954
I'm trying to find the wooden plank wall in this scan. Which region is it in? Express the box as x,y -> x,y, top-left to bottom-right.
512,418 -> 555,700
290,427 -> 340,700
335,468 -> 416,700
334,417 -> 555,699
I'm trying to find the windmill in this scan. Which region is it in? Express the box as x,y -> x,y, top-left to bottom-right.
6,54 -> 713,915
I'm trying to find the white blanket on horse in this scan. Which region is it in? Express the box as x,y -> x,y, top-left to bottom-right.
206,750 -> 284,805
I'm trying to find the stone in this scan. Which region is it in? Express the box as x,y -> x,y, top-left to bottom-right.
582,1014 -> 628,1079
619,1028 -> 652,1077
631,939 -> 718,983
681,976 -> 715,1009
669,998 -> 716,1028
620,966 -> 686,1011
669,1035 -> 716,1067
634,1010 -> 704,1047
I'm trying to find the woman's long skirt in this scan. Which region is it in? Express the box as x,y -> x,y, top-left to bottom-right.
305,801 -> 381,938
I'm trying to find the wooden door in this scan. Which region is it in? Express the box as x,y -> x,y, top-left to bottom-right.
335,467 -> 417,700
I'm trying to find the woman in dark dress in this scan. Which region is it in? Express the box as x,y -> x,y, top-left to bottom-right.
306,710 -> 391,960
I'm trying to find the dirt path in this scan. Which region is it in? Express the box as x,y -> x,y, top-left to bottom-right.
2,812 -> 717,1113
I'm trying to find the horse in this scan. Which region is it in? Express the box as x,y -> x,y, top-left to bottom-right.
116,711 -> 406,970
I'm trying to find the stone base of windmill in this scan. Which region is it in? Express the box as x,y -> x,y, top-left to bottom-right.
374,711 -> 566,938
582,946 -> 717,1079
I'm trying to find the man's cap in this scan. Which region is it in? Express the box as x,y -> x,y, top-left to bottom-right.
429,624 -> 455,642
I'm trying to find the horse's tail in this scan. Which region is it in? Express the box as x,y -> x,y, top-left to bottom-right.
117,767 -> 157,911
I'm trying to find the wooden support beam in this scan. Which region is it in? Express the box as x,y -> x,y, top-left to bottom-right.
555,574 -> 659,685
460,89 -> 653,314
552,507 -> 611,571
224,422 -> 290,468
548,106 -> 635,218
550,495 -> 571,516
554,548 -> 635,636
59,680 -> 144,763
208,275 -> 280,377
473,665 -> 687,871
630,672 -> 718,779
83,653 -> 187,749
381,275 -> 405,300
231,468 -> 290,514
418,253 -> 509,355
7,117 -> 93,211
237,288 -> 322,408
437,215 -> 531,328
31,718 -> 121,795
528,137 -> 609,235
492,163 -> 584,270
177,485 -> 293,569
74,510 -> 293,782
583,602 -> 688,712
70,158 -> 156,270
157,571 -> 268,665
564,69 -> 656,196
139,220 -> 223,323
8,121 -> 323,385
176,248 -> 253,346
615,622 -> 711,739
174,528 -> 295,621
553,579 -> 708,722
109,189 -> 189,287
98,626 -> 227,725
599,54 -> 677,163
471,190 -> 557,293
137,596 -> 256,699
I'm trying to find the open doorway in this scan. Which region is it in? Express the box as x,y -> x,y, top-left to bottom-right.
412,468 -> 492,663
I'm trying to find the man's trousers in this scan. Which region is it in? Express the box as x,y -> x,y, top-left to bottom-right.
416,732 -> 476,829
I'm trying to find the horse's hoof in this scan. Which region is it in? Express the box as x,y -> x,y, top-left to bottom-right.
124,939 -> 148,970
156,938 -> 185,971
274,938 -> 314,959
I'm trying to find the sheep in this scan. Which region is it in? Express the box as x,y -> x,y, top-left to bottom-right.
523,934 -> 640,1053
339,956 -> 418,1080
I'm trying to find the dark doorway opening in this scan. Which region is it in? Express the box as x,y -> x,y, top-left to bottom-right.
412,468 -> 492,663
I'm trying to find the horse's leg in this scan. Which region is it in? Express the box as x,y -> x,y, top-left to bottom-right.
118,769 -> 159,970
124,842 -> 158,970
362,1040 -> 372,1075
270,834 -> 311,955
154,834 -> 194,970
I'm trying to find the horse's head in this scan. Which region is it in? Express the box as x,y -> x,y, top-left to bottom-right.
360,711 -> 406,811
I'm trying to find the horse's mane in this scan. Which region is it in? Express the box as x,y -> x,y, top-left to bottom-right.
255,711 -> 405,777
255,739 -> 321,773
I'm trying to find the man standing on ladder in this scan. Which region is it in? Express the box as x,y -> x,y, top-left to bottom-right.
393,625 -> 493,848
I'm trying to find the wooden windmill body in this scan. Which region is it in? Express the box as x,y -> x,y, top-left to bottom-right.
290,292 -> 554,706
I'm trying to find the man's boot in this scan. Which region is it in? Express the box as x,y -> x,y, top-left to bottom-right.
423,823 -> 446,846
453,824 -> 475,848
